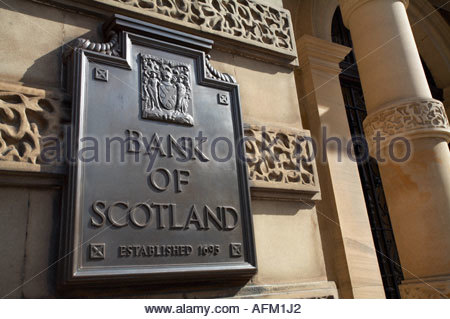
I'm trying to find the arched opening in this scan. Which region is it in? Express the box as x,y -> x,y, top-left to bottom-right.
331,7 -> 404,299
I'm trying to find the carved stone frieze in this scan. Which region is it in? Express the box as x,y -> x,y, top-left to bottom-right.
363,98 -> 450,152
140,54 -> 194,125
244,124 -> 320,201
109,0 -> 294,54
0,84 -> 69,171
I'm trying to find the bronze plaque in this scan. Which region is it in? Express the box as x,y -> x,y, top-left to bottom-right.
60,15 -> 256,286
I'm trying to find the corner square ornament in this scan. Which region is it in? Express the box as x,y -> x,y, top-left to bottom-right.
90,243 -> 105,260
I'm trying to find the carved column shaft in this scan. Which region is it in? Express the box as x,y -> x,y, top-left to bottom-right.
339,0 -> 450,298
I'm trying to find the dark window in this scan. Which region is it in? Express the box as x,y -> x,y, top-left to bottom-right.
421,58 -> 444,101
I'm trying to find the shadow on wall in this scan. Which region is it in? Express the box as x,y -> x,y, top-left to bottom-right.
251,199 -> 313,216
208,48 -> 292,76
0,185 -> 62,298
0,0 -> 103,90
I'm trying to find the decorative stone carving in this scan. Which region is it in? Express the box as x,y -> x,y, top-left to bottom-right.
363,98 -> 450,152
109,0 -> 294,54
0,85 -> 69,169
140,54 -> 194,125
244,124 -> 320,201
72,31 -> 120,56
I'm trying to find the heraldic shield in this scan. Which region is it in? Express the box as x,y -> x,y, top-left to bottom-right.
141,54 -> 194,125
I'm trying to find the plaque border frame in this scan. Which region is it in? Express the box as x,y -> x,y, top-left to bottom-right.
59,17 -> 257,287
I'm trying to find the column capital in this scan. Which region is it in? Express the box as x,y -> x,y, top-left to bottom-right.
297,35 -> 351,75
363,98 -> 450,156
339,0 -> 409,27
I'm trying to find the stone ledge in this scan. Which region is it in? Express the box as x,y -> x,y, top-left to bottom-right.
0,161 -> 66,176
60,280 -> 338,298
297,35 -> 352,75
231,281 -> 338,299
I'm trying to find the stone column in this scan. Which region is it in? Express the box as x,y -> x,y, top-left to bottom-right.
339,0 -> 450,298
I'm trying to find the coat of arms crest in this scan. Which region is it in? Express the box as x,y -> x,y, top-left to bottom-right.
140,54 -> 193,125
